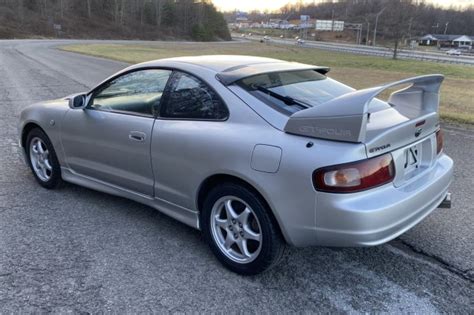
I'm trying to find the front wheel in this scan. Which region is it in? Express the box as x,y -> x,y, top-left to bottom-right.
26,128 -> 63,189
202,183 -> 285,275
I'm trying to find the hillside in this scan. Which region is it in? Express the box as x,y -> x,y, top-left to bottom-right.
0,0 -> 230,41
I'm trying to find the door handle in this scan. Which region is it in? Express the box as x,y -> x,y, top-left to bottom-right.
129,131 -> 146,142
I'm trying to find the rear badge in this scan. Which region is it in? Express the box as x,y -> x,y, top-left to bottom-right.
369,143 -> 391,153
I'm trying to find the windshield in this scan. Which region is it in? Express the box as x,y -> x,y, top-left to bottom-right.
237,70 -> 353,115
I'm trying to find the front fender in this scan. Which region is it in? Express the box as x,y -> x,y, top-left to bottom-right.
18,99 -> 69,165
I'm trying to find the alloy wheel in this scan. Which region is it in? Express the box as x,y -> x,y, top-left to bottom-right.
210,196 -> 263,263
29,137 -> 52,182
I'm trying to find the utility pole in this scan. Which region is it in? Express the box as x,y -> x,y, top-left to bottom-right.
444,22 -> 449,35
365,18 -> 370,45
331,9 -> 334,32
373,7 -> 385,47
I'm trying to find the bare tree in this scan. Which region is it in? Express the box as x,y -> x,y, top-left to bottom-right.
384,0 -> 414,59
113,0 -> 120,24
86,0 -> 92,19
18,0 -> 24,23
155,0 -> 163,26
120,0 -> 126,25
59,0 -> 64,18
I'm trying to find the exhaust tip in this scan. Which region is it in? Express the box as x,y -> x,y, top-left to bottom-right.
438,192 -> 452,209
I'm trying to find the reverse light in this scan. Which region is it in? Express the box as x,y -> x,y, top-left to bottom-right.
436,129 -> 444,154
313,153 -> 395,193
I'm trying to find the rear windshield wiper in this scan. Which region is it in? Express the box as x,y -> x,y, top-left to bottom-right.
255,86 -> 310,108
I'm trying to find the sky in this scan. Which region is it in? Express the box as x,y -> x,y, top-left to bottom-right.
212,0 -> 473,12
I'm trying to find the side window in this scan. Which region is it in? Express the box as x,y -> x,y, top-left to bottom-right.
161,72 -> 228,120
90,69 -> 172,116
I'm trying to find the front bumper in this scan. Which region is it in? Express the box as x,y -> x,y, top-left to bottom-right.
312,154 -> 453,247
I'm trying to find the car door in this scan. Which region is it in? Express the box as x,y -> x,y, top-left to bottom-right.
61,68 -> 172,196
151,71 -> 229,208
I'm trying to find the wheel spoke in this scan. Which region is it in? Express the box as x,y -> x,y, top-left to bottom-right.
214,216 -> 227,230
223,233 -> 234,250
237,207 -> 251,225
37,142 -> 45,154
36,163 -> 44,176
243,226 -> 261,242
32,143 -> 39,154
41,164 -> 49,179
224,200 -> 238,219
236,239 -> 251,257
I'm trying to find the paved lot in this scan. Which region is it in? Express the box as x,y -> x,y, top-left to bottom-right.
0,40 -> 472,313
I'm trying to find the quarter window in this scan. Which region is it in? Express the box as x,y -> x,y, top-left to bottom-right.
161,72 -> 228,120
90,69 -> 172,116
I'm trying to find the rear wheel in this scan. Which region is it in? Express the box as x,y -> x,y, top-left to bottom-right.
202,183 -> 285,275
26,128 -> 63,189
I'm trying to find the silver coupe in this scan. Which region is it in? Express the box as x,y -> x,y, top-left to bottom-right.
18,56 -> 453,275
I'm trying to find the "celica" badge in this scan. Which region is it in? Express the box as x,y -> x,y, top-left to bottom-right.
415,128 -> 423,137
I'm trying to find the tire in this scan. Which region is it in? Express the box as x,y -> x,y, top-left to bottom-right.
201,182 -> 285,275
25,128 -> 63,189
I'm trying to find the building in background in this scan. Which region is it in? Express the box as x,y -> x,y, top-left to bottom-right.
419,34 -> 473,48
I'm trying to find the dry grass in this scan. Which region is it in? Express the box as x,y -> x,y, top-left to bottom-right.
61,42 -> 474,124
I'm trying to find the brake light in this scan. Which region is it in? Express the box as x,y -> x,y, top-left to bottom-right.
436,129 -> 444,154
313,154 -> 395,193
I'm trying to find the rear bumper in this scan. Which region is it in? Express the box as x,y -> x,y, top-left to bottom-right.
312,154 -> 453,247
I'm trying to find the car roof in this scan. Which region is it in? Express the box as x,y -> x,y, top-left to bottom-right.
141,55 -> 284,72
134,55 -> 330,85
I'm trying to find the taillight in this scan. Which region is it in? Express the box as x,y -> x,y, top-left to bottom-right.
313,153 -> 395,193
436,129 -> 444,154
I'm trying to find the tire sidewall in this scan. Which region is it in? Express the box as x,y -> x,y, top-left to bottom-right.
202,183 -> 283,275
25,128 -> 62,189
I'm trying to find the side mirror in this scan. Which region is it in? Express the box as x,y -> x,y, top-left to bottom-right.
68,93 -> 87,109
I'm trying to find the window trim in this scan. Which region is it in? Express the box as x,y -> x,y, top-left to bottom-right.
86,67 -> 174,119
157,70 -> 230,122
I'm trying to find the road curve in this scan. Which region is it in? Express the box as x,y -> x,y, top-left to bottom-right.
0,40 -> 472,313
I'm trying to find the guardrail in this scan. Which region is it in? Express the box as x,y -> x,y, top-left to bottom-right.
234,35 -> 474,66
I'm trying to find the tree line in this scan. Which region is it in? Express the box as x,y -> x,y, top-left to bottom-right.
0,0 -> 230,40
233,1 -> 473,41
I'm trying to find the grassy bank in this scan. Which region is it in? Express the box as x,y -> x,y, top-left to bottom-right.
60,42 -> 474,124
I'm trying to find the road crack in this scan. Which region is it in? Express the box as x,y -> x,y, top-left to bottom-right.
392,240 -> 473,282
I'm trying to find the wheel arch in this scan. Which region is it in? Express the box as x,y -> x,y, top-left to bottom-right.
21,122 -> 46,149
196,173 -> 287,242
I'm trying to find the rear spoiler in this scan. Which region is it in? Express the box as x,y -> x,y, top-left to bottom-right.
284,75 -> 444,149
217,62 -> 330,85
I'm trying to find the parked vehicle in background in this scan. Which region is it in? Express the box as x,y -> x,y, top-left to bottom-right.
18,56 -> 453,275
446,49 -> 461,56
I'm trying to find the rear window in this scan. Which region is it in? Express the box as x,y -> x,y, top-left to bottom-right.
237,70 -> 353,115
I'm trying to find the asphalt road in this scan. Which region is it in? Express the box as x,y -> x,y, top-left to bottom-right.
0,40 -> 472,313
